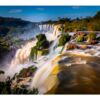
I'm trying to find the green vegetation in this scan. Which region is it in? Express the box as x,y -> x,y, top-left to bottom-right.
58,33 -> 71,46
30,34 -> 49,60
0,80 -> 38,94
59,26 -> 65,33
87,32 -> 97,44
13,39 -> 24,45
37,49 -> 49,55
30,46 -> 38,60
87,32 -> 96,41
36,34 -> 46,41
11,87 -> 38,94
0,37 -> 9,51
76,34 -> 84,42
0,77 -> 11,94
0,37 -> 10,58
43,11 -> 100,32
17,66 -> 37,78
36,34 -> 49,49
0,66 -> 38,94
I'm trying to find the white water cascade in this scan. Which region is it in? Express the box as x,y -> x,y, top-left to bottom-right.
3,24 -> 100,94
5,24 -> 62,92
5,24 -> 60,74
11,40 -> 37,67
30,36 -> 64,94
6,39 -> 37,77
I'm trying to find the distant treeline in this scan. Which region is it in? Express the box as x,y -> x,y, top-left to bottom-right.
41,11 -> 100,31
0,11 -> 100,37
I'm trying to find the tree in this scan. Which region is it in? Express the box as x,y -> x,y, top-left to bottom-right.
94,11 -> 100,19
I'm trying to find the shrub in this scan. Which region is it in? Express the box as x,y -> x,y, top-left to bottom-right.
36,34 -> 46,41
0,37 -> 10,52
86,32 -> 98,44
17,66 -> 37,78
11,87 -> 38,94
30,34 -> 49,60
36,39 -> 49,49
58,33 -> 71,46
0,68 -> 38,94
36,34 -> 49,49
0,81 -> 38,94
87,32 -> 96,42
0,77 -> 11,94
37,49 -> 49,56
76,35 -> 84,42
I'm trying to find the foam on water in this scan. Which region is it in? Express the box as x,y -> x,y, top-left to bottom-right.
4,27 -> 100,94
30,37 -> 60,94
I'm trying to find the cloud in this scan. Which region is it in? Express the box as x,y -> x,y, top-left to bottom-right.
8,9 -> 23,13
72,6 -> 80,9
36,7 -> 45,11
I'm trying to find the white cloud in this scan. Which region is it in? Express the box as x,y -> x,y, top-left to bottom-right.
8,9 -> 23,13
72,6 -> 80,9
36,7 -> 45,11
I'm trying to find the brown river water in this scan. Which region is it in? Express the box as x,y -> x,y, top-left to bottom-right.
47,55 -> 100,94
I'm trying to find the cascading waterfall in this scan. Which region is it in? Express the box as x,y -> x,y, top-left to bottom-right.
10,40 -> 37,68
53,24 -> 61,37
5,23 -> 63,93
30,37 -> 62,94
2,19 -> 100,94
30,34 -> 98,94
39,24 -> 54,33
11,24 -> 55,67
5,24 -> 60,75
6,39 -> 37,77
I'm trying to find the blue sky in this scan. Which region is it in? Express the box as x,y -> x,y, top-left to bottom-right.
0,6 -> 100,22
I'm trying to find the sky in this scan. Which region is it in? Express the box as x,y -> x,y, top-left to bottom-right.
0,6 -> 100,22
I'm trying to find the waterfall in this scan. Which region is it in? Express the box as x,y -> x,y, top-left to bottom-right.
44,24 -> 61,41
10,40 -> 37,68
5,23 -> 62,92
17,24 -> 40,40
39,24 -> 53,33
53,24 -> 62,37
30,37 -> 61,94
9,24 -> 60,69
6,24 -> 58,71
6,39 -> 37,77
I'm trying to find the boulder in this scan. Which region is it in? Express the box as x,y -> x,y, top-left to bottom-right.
66,43 -> 77,50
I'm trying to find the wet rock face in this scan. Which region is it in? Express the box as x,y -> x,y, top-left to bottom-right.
11,66 -> 37,89
66,43 -> 77,50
